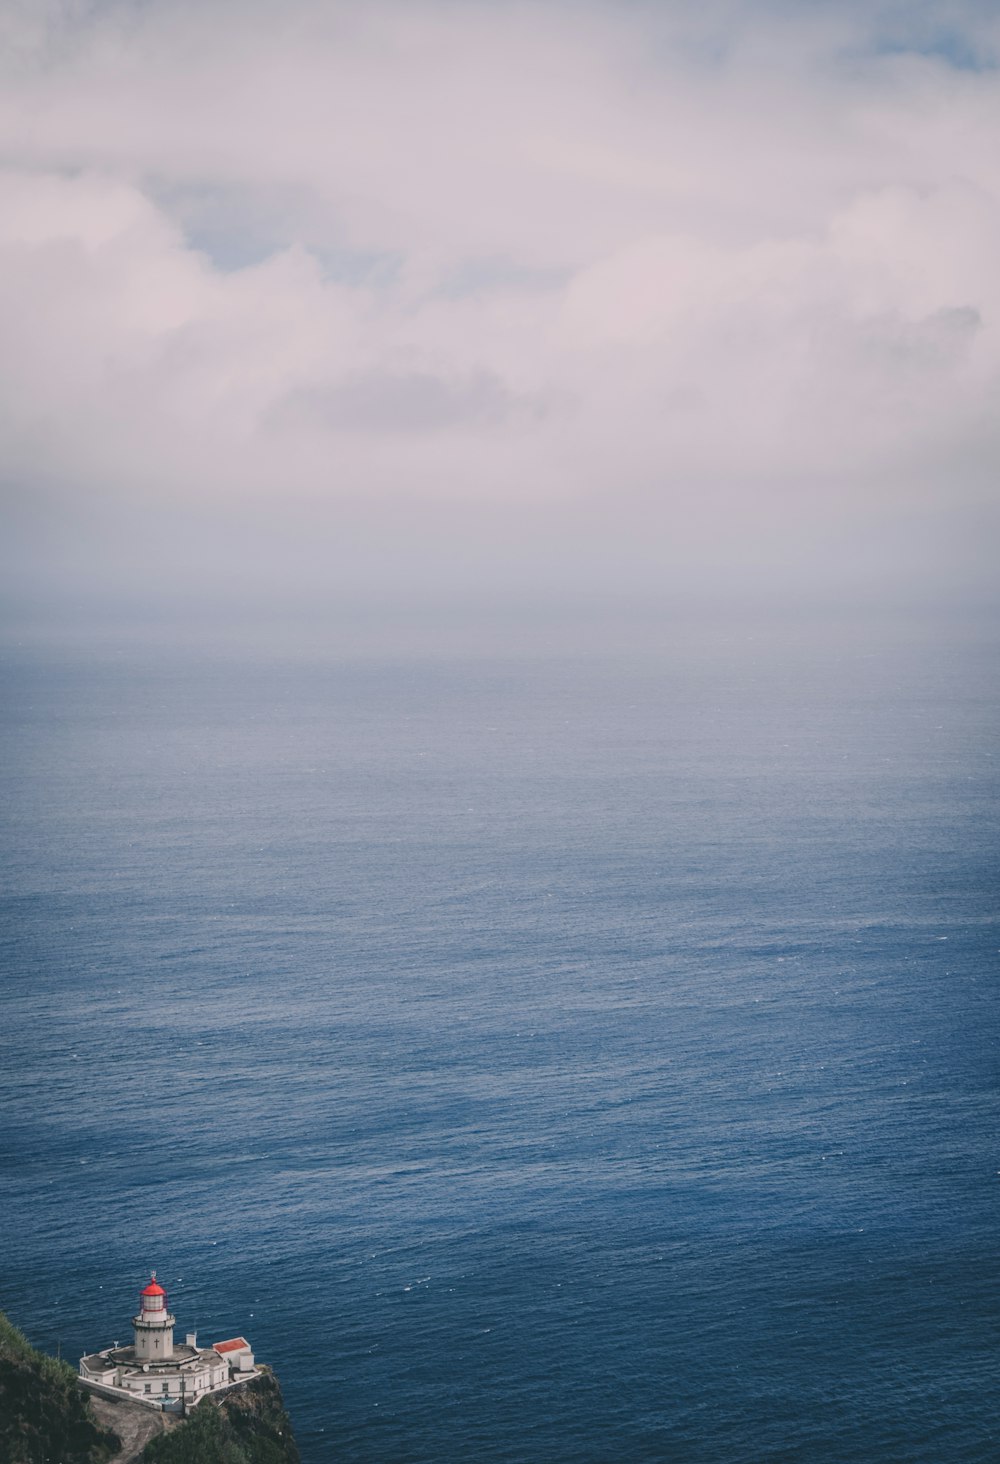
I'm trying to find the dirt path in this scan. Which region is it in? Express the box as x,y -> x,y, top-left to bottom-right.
86,1391 -> 179,1464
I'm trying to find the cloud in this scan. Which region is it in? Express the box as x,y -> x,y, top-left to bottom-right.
1,0 -> 999,615
274,369 -> 538,435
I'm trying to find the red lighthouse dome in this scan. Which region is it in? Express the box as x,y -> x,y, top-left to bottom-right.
140,1276 -> 166,1300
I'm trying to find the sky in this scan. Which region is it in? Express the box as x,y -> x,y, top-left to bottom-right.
2,0 -> 999,628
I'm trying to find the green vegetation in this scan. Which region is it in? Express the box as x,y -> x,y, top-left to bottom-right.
0,1310 -> 120,1464
140,1375 -> 300,1464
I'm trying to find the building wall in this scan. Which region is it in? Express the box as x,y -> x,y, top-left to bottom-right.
215,1346 -> 254,1372
81,1365 -> 257,1416
134,1324 -> 175,1362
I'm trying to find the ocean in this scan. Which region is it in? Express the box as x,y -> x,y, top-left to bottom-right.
1,614 -> 997,1462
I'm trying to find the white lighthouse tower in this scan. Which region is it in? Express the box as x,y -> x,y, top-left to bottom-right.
132,1273 -> 175,1361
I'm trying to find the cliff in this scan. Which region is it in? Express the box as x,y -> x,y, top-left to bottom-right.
138,1372 -> 300,1464
0,1311 -> 120,1464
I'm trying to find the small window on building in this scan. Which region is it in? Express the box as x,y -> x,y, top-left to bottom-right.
144,1384 -> 151,1393
162,1383 -> 169,1393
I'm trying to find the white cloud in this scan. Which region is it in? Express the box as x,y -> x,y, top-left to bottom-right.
1,0 -> 999,612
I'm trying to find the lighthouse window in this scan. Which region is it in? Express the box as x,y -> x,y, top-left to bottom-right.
162,1383 -> 169,1393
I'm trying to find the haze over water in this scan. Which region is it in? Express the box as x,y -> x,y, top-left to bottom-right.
2,613 -> 997,1462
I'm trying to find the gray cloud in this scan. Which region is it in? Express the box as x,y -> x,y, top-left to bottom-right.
274,369 -> 536,434
1,0 -> 999,621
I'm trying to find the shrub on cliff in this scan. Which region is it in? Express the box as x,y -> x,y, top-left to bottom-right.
0,1311 -> 120,1464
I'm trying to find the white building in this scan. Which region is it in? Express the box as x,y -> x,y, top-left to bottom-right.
79,1274 -> 257,1413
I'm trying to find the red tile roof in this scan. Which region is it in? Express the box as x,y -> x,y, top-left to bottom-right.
213,1338 -> 251,1354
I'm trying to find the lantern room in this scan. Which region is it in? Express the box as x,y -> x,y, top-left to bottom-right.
139,1277 -> 167,1313
133,1272 -> 176,1361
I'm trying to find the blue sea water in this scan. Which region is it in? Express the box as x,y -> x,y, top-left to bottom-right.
1,616 -> 998,1463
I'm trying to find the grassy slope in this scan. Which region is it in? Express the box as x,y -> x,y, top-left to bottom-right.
0,1311 -> 121,1464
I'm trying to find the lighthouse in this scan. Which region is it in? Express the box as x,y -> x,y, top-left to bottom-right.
80,1272 -> 255,1412
132,1273 -> 175,1361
